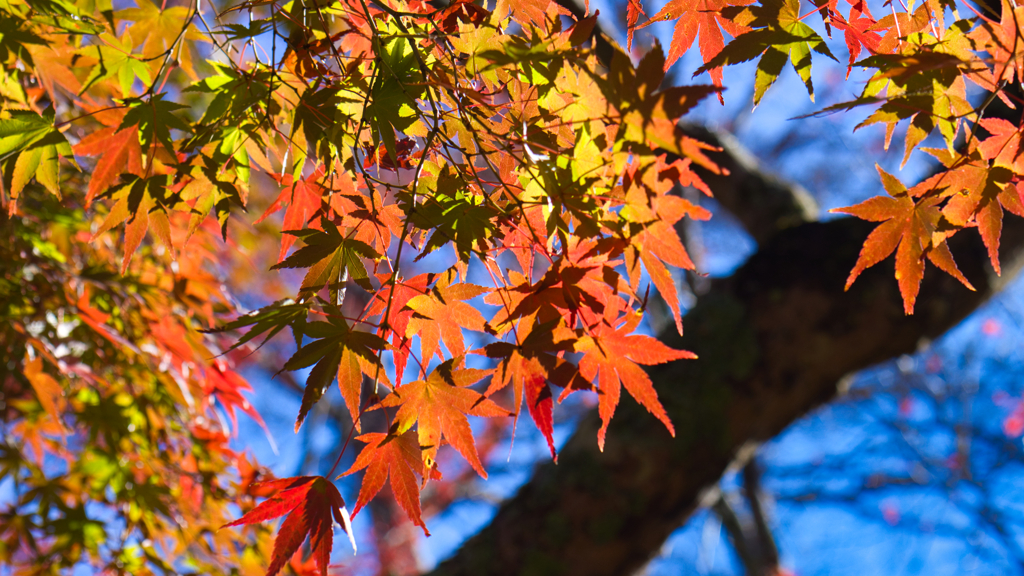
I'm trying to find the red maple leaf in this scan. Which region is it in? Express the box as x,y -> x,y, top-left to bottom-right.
342,430 -> 429,534
486,345 -> 555,457
831,0 -> 882,78
73,123 -> 142,206
365,273 -> 431,384
639,0 -> 751,88
482,320 -> 581,459
256,165 -> 327,262
203,360 -> 267,436
363,137 -> 417,171
627,0 -> 646,51
497,204 -> 547,281
223,476 -> 355,576
488,237 -> 630,333
438,0 -> 490,33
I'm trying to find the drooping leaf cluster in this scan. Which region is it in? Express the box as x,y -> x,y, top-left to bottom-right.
6,0 -> 1024,570
0,0 -> 716,572
629,0 -> 1024,313
632,0 -> 1024,312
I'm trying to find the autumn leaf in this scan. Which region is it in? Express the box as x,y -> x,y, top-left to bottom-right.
405,269 -> 489,363
853,49 -> 974,164
280,309 -> 388,432
77,32 -> 153,96
0,108 -> 77,203
967,0 -> 1024,85
639,0 -> 752,90
22,355 -> 66,434
621,157 -> 712,334
211,299 -> 311,353
626,0 -> 646,50
483,333 -> 578,459
342,430 -> 429,534
405,168 -> 502,263
118,94 -> 190,158
488,237 -> 631,334
73,120 -> 142,206
831,0 -> 882,78
271,217 -> 378,295
573,303 -> 695,450
88,175 -> 171,274
365,274 -> 431,385
203,362 -> 267,437
978,118 -> 1024,174
919,147 -> 1022,275
833,165 -> 974,313
223,476 -> 355,576
381,359 -> 511,476
116,0 -> 205,78
696,0 -> 837,104
256,166 -> 327,263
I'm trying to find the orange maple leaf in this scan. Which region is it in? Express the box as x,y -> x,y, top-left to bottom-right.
978,118 -> 1024,174
381,360 -> 511,477
342,430 -> 429,534
73,123 -> 142,206
834,165 -> 974,314
574,301 -> 695,450
405,270 -> 489,363
967,0 -> 1024,86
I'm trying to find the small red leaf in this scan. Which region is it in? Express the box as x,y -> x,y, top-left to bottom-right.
223,476 -> 354,576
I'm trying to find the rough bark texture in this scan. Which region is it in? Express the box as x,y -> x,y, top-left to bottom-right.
426,214 -> 1024,576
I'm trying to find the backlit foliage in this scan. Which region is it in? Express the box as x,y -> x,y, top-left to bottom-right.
2,0 -> 1024,572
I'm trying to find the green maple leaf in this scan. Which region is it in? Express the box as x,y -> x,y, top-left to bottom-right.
0,108 -> 77,201
271,217 -> 379,294
183,62 -> 275,125
209,299 -> 312,352
281,307 -> 388,431
0,15 -> 46,67
119,93 -> 190,156
78,33 -> 153,97
366,30 -> 424,164
404,166 -> 501,262
696,0 -> 837,104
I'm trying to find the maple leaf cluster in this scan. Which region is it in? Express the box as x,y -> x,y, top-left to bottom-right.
1,0 -> 714,571
6,0 -> 1024,571
622,0 -> 1024,313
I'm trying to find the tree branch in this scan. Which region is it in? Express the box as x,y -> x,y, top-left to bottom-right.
678,123 -> 819,244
